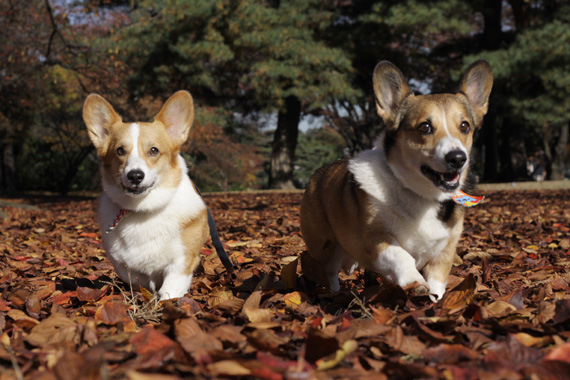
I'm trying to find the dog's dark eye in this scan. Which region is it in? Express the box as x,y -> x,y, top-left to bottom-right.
149,147 -> 159,156
418,122 -> 433,135
460,121 -> 470,134
116,147 -> 125,156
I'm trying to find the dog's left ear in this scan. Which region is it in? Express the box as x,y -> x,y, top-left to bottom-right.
155,90 -> 194,146
83,94 -> 122,151
373,61 -> 412,130
459,60 -> 493,125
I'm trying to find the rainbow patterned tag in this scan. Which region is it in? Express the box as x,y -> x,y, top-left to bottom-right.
452,190 -> 485,207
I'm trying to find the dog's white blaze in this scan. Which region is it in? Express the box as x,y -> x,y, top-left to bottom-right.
435,136 -> 466,157
440,106 -> 452,137
130,123 -> 140,158
124,124 -> 145,172
122,123 -> 159,190
437,106 -> 468,159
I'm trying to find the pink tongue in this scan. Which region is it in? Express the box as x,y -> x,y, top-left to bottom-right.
443,172 -> 459,182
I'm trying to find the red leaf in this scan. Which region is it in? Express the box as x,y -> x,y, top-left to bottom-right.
79,232 -> 99,239
545,343 -> 570,364
56,258 -> 68,266
76,286 -> 107,302
94,296 -> 130,325
131,326 -> 178,356
52,291 -> 77,305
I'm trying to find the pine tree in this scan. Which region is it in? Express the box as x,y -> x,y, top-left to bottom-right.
117,0 -> 358,189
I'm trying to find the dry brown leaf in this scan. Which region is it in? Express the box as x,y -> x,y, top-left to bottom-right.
26,313 -> 77,347
207,360 -> 251,376
6,309 -> 39,329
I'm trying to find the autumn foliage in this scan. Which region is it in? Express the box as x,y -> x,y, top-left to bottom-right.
1,189 -> 570,379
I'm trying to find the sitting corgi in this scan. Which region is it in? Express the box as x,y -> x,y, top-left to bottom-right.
300,60 -> 493,300
83,91 -> 209,300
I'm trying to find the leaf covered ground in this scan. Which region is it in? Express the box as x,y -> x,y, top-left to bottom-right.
1,190 -> 570,380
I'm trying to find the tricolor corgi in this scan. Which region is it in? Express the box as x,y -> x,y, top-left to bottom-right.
83,91 -> 209,300
300,60 -> 493,300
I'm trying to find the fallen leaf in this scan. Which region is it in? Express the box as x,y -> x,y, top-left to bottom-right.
316,340 -> 358,371
126,371 -> 181,380
371,306 -> 395,325
94,296 -> 132,326
26,313 -> 77,347
207,360 -> 251,376
544,343 -> 570,364
7,309 -> 39,329
440,273 -> 476,312
241,290 -> 273,323
304,328 -> 339,363
424,344 -> 479,364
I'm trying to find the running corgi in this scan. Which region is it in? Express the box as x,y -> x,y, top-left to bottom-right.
300,61 -> 493,300
83,91 -> 209,300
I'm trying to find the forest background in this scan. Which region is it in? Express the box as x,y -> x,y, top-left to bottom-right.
1,0 -> 569,194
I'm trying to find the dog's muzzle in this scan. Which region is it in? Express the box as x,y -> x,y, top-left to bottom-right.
123,169 -> 153,195
421,149 -> 467,192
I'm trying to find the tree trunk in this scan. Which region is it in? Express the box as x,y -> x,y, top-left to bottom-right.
59,145 -> 95,196
1,143 -> 17,194
268,96 -> 301,189
478,0 -> 502,182
551,123 -> 569,180
482,0 -> 502,50
542,122 -> 553,180
508,0 -> 530,31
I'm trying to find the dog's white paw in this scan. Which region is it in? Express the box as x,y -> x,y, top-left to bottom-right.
427,279 -> 446,302
395,269 -> 428,290
159,273 -> 193,301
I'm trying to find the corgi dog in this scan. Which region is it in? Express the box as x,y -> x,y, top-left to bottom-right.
300,60 -> 493,300
83,91 -> 209,301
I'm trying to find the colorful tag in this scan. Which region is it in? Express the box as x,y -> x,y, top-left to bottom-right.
452,190 -> 485,207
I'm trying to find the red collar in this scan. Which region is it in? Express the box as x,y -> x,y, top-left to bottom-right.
105,209 -> 128,233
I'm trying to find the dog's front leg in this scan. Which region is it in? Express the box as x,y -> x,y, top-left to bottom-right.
422,234 -> 459,301
158,269 -> 193,301
366,241 -> 429,293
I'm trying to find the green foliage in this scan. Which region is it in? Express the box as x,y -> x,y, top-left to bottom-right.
295,127 -> 346,187
120,0 -> 358,111
364,0 -> 475,36
469,17 -> 570,127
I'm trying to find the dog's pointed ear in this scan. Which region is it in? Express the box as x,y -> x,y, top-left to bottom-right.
155,90 -> 194,147
459,60 -> 493,124
373,61 -> 411,129
83,94 -> 122,150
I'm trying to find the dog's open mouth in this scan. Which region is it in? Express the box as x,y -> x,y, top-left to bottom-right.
421,165 -> 461,192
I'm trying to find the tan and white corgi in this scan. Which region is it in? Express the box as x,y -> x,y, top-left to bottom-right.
300,60 -> 493,300
83,91 -> 209,300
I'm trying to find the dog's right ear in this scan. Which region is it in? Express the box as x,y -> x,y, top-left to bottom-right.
373,61 -> 411,129
154,90 -> 194,148
83,94 -> 122,150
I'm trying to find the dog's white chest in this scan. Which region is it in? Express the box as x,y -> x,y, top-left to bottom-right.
97,175 -> 205,287
104,209 -> 183,270
394,207 -> 450,268
349,149 -> 451,269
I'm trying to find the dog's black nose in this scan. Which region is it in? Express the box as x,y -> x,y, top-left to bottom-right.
445,150 -> 467,169
127,170 -> 145,185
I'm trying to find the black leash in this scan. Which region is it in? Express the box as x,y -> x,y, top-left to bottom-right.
195,185 -> 234,273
